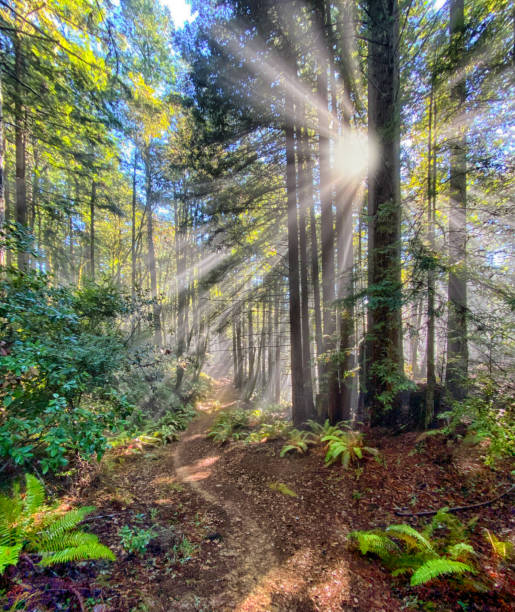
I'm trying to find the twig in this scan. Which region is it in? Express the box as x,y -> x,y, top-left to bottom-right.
81,513 -> 118,523
394,484 -> 514,517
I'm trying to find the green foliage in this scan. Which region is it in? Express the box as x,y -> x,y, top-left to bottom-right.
349,510 -> 478,589
410,559 -> 473,587
484,529 -> 514,560
118,525 -> 155,556
369,359 -> 416,411
172,536 -> 198,564
112,404 -> 196,449
438,375 -> 514,465
306,419 -> 353,443
279,429 -> 313,456
0,270 -> 132,474
268,482 -> 298,497
246,420 -> 291,444
0,474 -> 115,574
207,409 -> 250,444
322,430 -> 378,467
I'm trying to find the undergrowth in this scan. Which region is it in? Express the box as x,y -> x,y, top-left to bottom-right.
349,507 -> 512,593
0,474 -> 114,575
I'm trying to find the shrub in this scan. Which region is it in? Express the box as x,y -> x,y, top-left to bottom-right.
0,271 -> 132,474
207,410 -> 250,444
118,525 -> 155,556
438,374 -> 514,465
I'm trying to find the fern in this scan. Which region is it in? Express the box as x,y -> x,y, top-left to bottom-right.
349,531 -> 399,560
322,431 -> 378,467
39,543 -> 115,567
35,506 -> 95,542
351,510 -> 478,591
23,474 -> 45,517
0,545 -> 22,574
447,542 -> 475,560
280,429 -> 312,456
0,474 -> 115,575
385,524 -> 434,552
410,559 -> 474,586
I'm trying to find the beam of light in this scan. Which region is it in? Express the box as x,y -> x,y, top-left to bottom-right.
333,128 -> 378,183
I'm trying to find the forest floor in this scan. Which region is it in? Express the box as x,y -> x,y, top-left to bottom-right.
18,380 -> 513,611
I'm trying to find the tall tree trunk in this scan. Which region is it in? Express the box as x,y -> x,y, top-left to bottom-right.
131,151 -> 137,297
248,304 -> 254,382
175,200 -> 187,390
14,34 -> 27,270
0,74 -> 5,268
89,180 -> 96,280
315,0 -> 337,421
426,83 -> 437,427
285,87 -> 306,426
297,118 -> 315,418
236,312 -> 244,389
274,277 -> 281,403
145,156 -> 162,346
446,0 -> 468,401
366,0 -> 403,425
309,202 -> 323,388
335,179 -> 356,422
4,150 -> 11,268
232,316 -> 238,386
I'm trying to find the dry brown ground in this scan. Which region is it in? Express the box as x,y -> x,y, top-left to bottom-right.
9,380 -> 510,611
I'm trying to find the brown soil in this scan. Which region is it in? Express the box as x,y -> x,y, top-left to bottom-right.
6,380 -> 513,611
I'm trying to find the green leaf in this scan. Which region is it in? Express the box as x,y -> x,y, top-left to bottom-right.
410,559 -> 474,586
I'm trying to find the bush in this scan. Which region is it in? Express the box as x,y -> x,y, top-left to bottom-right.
0,271 -> 132,474
439,374 -> 514,465
207,409 -> 250,444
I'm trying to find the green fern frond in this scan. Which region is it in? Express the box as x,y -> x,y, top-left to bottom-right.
447,542 -> 475,560
0,492 -> 22,526
23,475 -> 45,517
389,552 -> 432,572
39,542 -> 115,567
349,531 -> 398,560
34,506 -> 95,542
410,558 -> 474,586
391,566 -> 413,576
35,531 -> 99,552
0,518 -> 14,547
0,545 -> 22,575
386,524 -> 434,552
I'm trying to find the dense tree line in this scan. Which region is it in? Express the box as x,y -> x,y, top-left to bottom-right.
0,0 -> 513,477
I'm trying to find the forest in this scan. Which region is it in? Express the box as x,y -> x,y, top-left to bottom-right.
0,0 -> 513,609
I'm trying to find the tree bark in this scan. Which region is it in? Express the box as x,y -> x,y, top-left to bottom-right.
426,82 -> 437,427
89,180 -> 96,280
274,277 -> 281,403
131,151 -> 137,297
0,74 -> 5,268
297,117 -> 315,418
285,88 -> 306,426
14,32 -> 28,270
366,0 -> 404,425
145,155 -> 162,346
446,0 -> 468,401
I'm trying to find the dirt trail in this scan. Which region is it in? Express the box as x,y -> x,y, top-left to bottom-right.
172,382 -> 283,610
83,381 -> 513,611
168,381 -> 387,612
